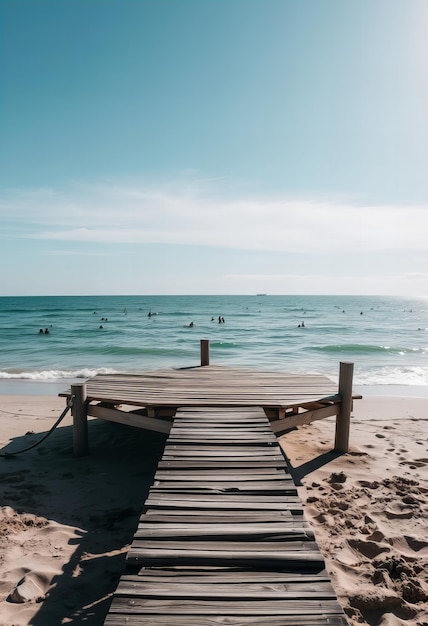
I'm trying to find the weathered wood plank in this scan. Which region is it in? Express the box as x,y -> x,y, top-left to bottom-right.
157,460 -> 288,469
135,522 -> 313,539
88,403 -> 172,434
107,597 -> 343,615
129,539 -> 319,552
105,615 -> 347,625
154,469 -> 292,479
142,511 -> 298,522
151,481 -> 296,492
114,578 -> 337,599
134,569 -> 329,582
144,498 -> 302,511
126,549 -> 324,569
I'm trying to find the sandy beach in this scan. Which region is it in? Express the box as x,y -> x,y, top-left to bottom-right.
0,393 -> 427,625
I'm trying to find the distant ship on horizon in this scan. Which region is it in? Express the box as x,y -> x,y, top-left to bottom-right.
256,293 -> 267,296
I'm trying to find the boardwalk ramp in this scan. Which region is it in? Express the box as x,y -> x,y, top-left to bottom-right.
104,406 -> 347,625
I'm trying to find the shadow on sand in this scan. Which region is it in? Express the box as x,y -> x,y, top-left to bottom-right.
0,418 -> 166,625
285,449 -> 344,486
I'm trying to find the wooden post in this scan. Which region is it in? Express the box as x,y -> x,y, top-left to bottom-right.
200,339 -> 210,366
334,362 -> 354,452
71,382 -> 89,456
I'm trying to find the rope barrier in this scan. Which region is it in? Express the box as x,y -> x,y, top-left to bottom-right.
0,395 -> 75,458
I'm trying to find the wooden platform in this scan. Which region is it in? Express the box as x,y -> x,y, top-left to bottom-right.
64,365 -> 339,413
104,407 -> 347,625
62,363 -> 359,456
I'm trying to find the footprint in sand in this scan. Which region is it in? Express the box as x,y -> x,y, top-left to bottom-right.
349,589 -> 415,616
348,538 -> 390,559
399,460 -> 427,468
328,471 -> 347,484
359,480 -> 380,489
385,504 -> 416,519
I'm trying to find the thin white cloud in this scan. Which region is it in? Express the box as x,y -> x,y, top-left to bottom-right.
43,250 -> 115,256
1,180 -> 428,254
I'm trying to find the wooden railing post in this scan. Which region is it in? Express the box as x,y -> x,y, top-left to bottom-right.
200,339 -> 210,366
334,362 -> 354,452
71,382 -> 89,456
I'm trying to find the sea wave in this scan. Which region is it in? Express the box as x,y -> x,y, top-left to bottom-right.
0,368 -> 119,380
354,366 -> 428,386
310,344 -> 427,355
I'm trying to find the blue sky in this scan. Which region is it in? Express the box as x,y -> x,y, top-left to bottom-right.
1,0 -> 428,296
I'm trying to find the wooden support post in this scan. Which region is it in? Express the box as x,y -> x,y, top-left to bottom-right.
200,339 -> 210,366
334,362 -> 354,453
71,383 -> 89,457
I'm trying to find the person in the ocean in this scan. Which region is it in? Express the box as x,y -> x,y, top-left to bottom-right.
44,328 -> 49,334
38,328 -> 44,334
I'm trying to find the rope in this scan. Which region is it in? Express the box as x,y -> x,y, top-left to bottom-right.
0,395 -> 75,458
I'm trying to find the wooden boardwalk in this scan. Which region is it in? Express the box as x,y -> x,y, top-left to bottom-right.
104,406 -> 348,625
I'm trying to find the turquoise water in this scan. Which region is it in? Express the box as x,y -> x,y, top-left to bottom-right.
0,295 -> 427,394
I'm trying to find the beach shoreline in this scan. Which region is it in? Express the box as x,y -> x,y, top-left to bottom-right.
0,393 -> 427,625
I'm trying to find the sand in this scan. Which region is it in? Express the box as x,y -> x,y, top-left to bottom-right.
279,396 -> 428,626
0,393 -> 427,625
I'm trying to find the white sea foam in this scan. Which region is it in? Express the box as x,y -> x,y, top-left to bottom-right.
0,368 -> 119,380
354,366 -> 428,386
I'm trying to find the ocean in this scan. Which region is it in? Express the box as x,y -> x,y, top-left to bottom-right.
0,295 -> 427,396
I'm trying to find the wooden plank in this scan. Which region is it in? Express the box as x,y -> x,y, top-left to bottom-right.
135,522 -> 313,539
154,469 -> 292,478
151,481 -> 296,492
140,508 -> 296,524
161,449 -> 283,458
134,569 -> 329,583
157,460 -> 288,469
88,403 -> 172,434
270,404 -> 339,433
145,493 -> 301,504
167,436 -> 278,443
107,597 -> 343,615
126,549 -> 324,569
114,578 -> 337,599
144,498 -> 302,511
105,614 -> 347,625
129,540 -> 319,552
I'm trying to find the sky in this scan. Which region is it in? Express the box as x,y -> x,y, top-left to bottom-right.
1,0 -> 428,296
